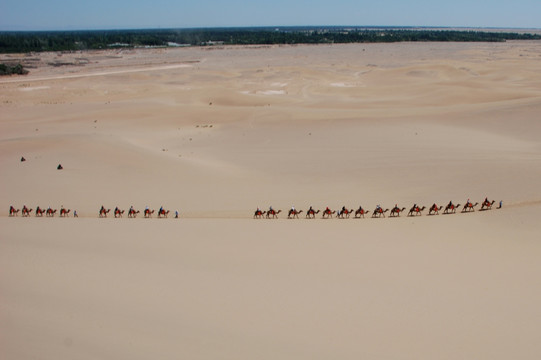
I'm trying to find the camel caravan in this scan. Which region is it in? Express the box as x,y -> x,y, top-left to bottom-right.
9,198 -> 500,219
100,206 -> 177,219
7,205 -> 178,219
9,205 -> 77,218
253,198 -> 502,219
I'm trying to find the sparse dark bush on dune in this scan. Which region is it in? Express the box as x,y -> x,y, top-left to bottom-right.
0,63 -> 28,75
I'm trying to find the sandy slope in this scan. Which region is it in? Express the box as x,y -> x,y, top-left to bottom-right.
1,206 -> 541,360
1,41 -> 541,359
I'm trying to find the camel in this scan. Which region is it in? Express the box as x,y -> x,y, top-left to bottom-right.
9,206 -> 20,217
287,209 -> 303,219
128,209 -> 140,218
144,209 -> 155,218
322,208 -> 336,219
46,208 -> 57,217
390,207 -> 406,217
99,207 -> 110,218
60,208 -> 71,217
337,208 -> 354,219
305,209 -> 320,219
428,204 -> 442,215
158,209 -> 170,218
480,200 -> 495,211
22,206 -> 33,217
266,209 -> 281,219
443,203 -> 460,214
408,205 -> 425,216
114,208 -> 125,218
35,206 -> 46,217
253,210 -> 266,219
462,202 -> 478,213
372,208 -> 389,218
354,207 -> 369,218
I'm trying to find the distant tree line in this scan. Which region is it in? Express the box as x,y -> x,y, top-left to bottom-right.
1,27 -> 540,53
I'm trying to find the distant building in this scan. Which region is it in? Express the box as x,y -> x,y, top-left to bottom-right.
107,43 -> 130,47
167,42 -> 191,47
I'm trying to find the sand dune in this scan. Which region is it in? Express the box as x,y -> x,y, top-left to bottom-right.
1,41 -> 541,359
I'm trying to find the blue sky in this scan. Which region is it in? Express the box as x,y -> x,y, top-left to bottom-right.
1,0 -> 540,31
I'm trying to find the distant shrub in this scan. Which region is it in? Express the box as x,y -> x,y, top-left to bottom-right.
0,63 -> 28,76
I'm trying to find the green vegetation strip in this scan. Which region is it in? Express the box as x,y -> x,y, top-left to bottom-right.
1,27 -> 540,53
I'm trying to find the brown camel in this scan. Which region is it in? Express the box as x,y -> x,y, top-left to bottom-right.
114,208 -> 125,218
390,207 -> 406,217
266,209 -> 281,219
253,210 -> 266,219
288,209 -> 303,219
158,209 -> 170,218
443,203 -> 461,214
46,208 -> 57,217
408,205 -> 425,216
322,208 -> 335,219
22,206 -> 33,217
337,208 -> 354,219
144,209 -> 155,218
60,208 -> 71,217
35,206 -> 46,217
354,207 -> 369,218
306,209 -> 320,219
372,208 -> 389,218
428,204 -> 442,215
9,206 -> 20,217
462,202 -> 478,213
128,209 -> 140,218
480,200 -> 495,211
99,207 -> 110,217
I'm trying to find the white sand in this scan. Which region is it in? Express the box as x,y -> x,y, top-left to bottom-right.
1,41 -> 541,359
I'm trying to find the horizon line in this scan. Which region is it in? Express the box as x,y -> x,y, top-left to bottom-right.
2,25 -> 541,33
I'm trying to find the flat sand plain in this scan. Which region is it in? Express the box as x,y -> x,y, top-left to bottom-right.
1,41 -> 541,359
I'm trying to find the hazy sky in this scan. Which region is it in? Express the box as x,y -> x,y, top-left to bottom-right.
1,0 -> 540,31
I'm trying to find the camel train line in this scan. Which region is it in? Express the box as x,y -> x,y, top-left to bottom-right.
6,205 -> 177,219
9,205 -> 77,218
254,198 -> 501,219
8,198 -> 500,219
100,206 -> 176,218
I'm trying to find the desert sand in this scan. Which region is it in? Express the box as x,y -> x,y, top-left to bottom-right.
1,41 -> 541,359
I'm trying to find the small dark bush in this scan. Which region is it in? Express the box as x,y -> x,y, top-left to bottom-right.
0,63 -> 28,76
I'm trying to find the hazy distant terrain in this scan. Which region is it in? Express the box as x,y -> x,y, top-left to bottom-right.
1,27 -> 540,54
